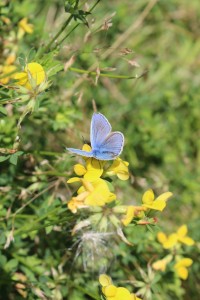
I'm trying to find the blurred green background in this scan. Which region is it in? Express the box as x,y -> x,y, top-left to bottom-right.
0,0 -> 199,299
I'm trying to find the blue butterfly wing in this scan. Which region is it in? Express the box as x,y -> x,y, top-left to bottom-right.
90,113 -> 111,149
66,148 -> 94,157
94,132 -> 124,160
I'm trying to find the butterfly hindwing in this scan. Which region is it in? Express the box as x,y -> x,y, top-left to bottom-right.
96,132 -> 124,160
90,112 -> 111,149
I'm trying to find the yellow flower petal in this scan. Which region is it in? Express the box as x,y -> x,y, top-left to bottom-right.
175,258 -> 193,268
106,158 -> 129,181
14,72 -> 28,86
121,206 -> 135,226
74,164 -> 86,176
175,266 -> 188,280
178,236 -> 195,246
142,189 -> 154,205
84,158 -> 104,181
174,258 -> 193,280
157,232 -> 167,244
85,179 -> 110,206
19,18 -> 34,34
114,287 -> 132,300
143,199 -> 166,211
25,62 -> 45,87
155,192 -> 173,202
152,259 -> 167,272
67,177 -> 81,183
177,224 -> 187,237
14,62 -> 45,90
99,274 -> 112,287
6,54 -> 16,65
103,285 -> 117,297
0,65 -> 16,84
163,233 -> 178,249
107,192 -> 116,203
152,255 -> 172,272
82,144 -> 92,152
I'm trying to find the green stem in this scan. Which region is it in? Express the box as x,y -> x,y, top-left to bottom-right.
69,67 -> 140,79
57,23 -> 79,47
57,0 -> 100,47
37,15 -> 73,57
32,171 -> 69,177
33,150 -> 64,156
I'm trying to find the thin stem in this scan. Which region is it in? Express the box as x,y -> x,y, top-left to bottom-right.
37,15 -> 73,57
57,0 -> 100,47
69,67 -> 141,79
32,171 -> 69,178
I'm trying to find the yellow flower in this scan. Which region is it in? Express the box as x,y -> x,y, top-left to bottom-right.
152,255 -> 173,272
14,62 -> 46,90
0,54 -> 16,85
142,189 -> 173,211
67,178 -> 116,212
74,158 -> 104,182
157,232 -> 178,249
18,18 -> 34,35
99,274 -> 141,300
121,206 -> 145,226
176,225 -> 195,246
0,65 -> 16,84
174,258 -> 193,280
106,158 -> 129,180
72,144 -> 105,181
157,225 -> 194,249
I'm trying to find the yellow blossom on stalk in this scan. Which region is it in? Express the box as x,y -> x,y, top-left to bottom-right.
121,206 -> 146,226
152,255 -> 173,272
106,158 -> 129,180
18,18 -> 34,35
14,62 -> 46,90
0,65 -> 16,84
67,178 -> 116,212
99,274 -> 141,300
176,225 -> 195,246
157,225 -> 194,249
142,189 -> 173,211
157,232 -> 178,249
0,54 -> 16,85
174,258 -> 193,280
74,158 -> 104,182
73,144 -> 105,181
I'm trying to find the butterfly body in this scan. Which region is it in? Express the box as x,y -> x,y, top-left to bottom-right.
67,113 -> 124,160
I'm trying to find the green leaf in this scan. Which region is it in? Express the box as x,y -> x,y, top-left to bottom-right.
0,155 -> 10,162
9,151 -> 24,165
5,258 -> 19,272
0,254 -> 7,267
0,106 -> 7,116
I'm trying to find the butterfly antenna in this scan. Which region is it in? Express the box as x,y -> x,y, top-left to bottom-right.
81,135 -> 86,144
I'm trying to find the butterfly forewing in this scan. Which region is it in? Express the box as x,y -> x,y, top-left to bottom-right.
66,148 -> 93,157
90,113 -> 111,149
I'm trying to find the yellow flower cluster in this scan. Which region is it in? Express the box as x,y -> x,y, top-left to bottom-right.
0,17 -> 34,86
157,225 -> 195,249
153,225 -> 194,280
0,54 -> 16,85
14,62 -> 46,91
67,144 -> 129,213
99,274 -> 141,300
18,18 -> 34,38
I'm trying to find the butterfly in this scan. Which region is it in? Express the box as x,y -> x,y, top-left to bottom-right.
66,112 -> 124,160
